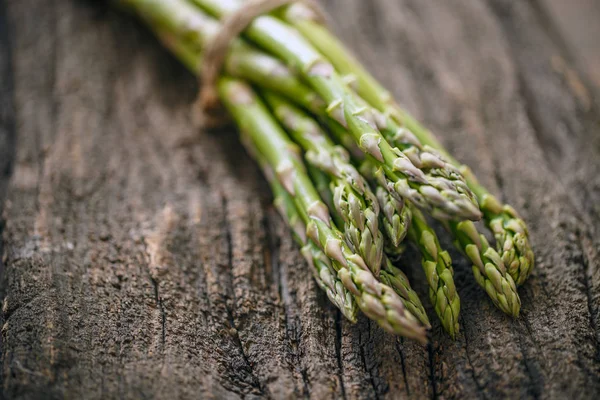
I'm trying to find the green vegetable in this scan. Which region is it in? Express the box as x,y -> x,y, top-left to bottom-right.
246,135 -> 359,322
262,91 -> 384,274
190,0 -> 483,222
218,77 -> 427,343
408,207 -> 460,338
278,3 -> 533,286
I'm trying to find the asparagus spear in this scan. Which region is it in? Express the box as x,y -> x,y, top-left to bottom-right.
306,165 -> 338,224
458,168 -> 534,286
278,4 -> 534,285
359,159 -> 462,333
188,0 -> 482,222
307,156 -> 428,325
341,113 -> 521,317
262,91 -> 384,274
300,241 -> 359,322
449,220 -> 521,317
407,207 -> 460,338
122,1 -> 430,326
380,256 -> 430,328
246,136 -> 359,322
376,185 -> 412,248
358,159 -> 412,248
218,77 -> 427,342
360,159 -> 461,334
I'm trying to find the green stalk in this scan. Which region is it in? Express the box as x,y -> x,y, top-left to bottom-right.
360,148 -> 461,334
279,4 -> 533,285
306,152 -> 428,325
459,168 -> 534,286
360,159 -> 412,248
448,220 -> 521,317
188,0 -> 482,222
306,165 -> 340,226
245,137 -> 359,322
219,77 -> 427,343
376,185 -> 412,248
262,91 -> 384,274
407,207 -> 460,338
119,0 -> 323,111
117,0 -> 522,317
380,256 -> 430,328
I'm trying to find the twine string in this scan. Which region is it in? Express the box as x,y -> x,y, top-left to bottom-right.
197,0 -> 327,126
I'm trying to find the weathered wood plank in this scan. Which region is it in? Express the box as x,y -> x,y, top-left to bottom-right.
0,0 -> 15,202
1,0 -> 599,399
325,1 -> 600,398
0,1 -> 16,393
539,0 -> 600,90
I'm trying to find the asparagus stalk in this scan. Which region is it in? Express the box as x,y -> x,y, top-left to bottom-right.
407,207 -> 460,338
307,165 -> 339,224
307,154 -> 428,326
300,241 -> 359,322
449,220 -> 521,317
279,4 -> 534,285
218,77 -> 427,343
245,135 -> 359,322
380,256 -> 430,328
189,0 -> 482,222
359,159 -> 412,248
459,169 -> 534,286
360,154 -> 461,334
122,1 -> 430,330
262,91 -> 384,274
350,156 -> 456,333
376,185 -> 412,248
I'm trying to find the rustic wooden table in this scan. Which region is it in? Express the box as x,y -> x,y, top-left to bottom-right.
1,0 -> 599,398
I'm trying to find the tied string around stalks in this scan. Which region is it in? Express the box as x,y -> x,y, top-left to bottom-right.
196,0 -> 328,127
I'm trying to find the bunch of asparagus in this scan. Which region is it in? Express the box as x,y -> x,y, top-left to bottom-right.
116,0 -> 534,342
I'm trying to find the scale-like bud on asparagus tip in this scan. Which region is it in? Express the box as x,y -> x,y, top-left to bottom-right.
325,238 -> 347,266
409,207 -> 460,338
276,159 -> 296,195
307,201 -> 331,226
452,220 -> 521,317
360,133 -> 384,162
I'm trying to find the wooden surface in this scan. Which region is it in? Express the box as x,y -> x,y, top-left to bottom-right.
1,0 -> 600,398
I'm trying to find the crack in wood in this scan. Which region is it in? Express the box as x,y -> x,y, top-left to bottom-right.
394,338 -> 411,397
426,341 -> 439,400
575,231 -> 600,364
265,208 -> 308,398
334,311 -> 348,400
220,195 -> 266,397
358,321 -> 380,400
461,317 -> 488,400
150,277 -> 166,347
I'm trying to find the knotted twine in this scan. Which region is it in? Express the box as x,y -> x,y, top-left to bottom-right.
196,0 -> 327,127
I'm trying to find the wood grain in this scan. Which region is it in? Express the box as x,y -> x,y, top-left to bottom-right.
1,0 -> 599,398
